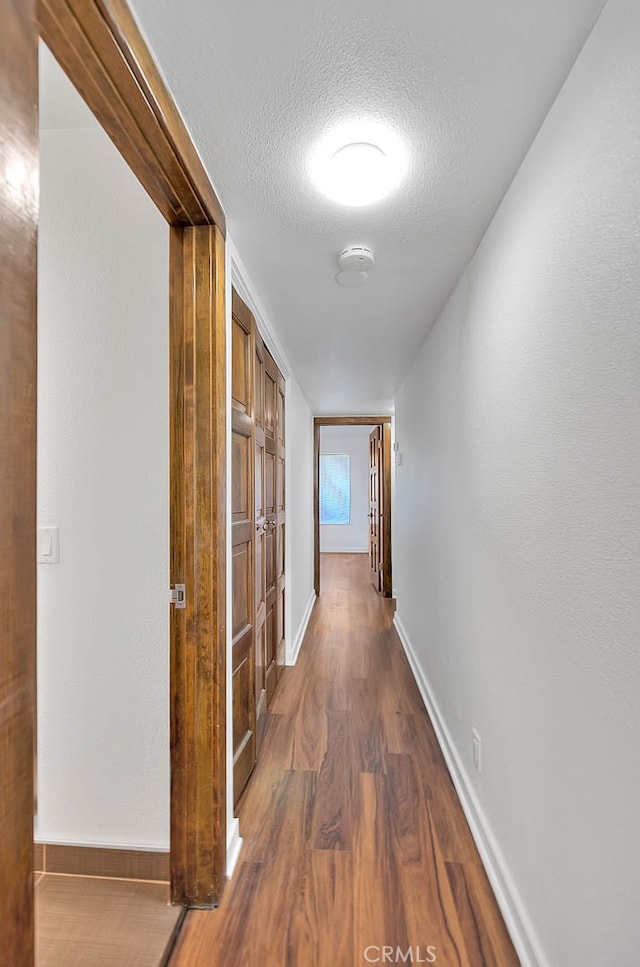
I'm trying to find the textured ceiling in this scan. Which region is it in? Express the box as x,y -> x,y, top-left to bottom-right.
129,0 -> 603,414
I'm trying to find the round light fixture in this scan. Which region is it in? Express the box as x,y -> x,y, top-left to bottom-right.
310,122 -> 407,207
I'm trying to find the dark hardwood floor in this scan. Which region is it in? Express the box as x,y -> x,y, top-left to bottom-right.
171,553 -> 519,967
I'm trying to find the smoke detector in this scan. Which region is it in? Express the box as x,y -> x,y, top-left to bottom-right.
338,245 -> 374,272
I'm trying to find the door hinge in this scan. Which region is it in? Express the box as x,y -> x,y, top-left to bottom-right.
170,584 -> 186,609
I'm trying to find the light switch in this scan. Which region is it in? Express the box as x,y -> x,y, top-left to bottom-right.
37,526 -> 60,564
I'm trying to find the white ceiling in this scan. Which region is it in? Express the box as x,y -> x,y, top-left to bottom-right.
130,1 -> 601,413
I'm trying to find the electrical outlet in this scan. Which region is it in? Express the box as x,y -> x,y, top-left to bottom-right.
472,729 -> 482,774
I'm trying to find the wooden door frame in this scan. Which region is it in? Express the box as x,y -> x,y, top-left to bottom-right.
2,2 -> 229,958
313,416 -> 393,597
1,3 -> 38,963
39,0 -> 229,911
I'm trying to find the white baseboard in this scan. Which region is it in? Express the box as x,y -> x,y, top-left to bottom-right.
226,816 -> 243,879
286,590 -> 316,666
393,613 -> 547,967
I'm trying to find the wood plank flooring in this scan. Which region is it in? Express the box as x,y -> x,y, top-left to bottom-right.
171,553 -> 519,967
36,874 -> 182,967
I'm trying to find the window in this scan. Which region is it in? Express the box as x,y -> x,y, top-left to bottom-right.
320,453 -> 351,524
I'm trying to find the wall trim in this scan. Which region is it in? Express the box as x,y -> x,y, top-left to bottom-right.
39,0 -> 227,232
226,817 -> 243,879
393,612 -> 547,967
286,590 -> 316,666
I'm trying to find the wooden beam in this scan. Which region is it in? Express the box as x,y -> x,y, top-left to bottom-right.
0,1 -> 38,962
170,225 -> 227,906
39,0 -> 226,231
314,416 -> 391,426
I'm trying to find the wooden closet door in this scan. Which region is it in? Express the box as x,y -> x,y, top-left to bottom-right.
381,422 -> 393,598
231,292 -> 256,804
275,373 -> 286,670
263,348 -> 280,703
369,426 -> 382,592
254,331 -> 267,721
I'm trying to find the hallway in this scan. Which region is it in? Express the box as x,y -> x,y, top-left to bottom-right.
171,554 -> 519,966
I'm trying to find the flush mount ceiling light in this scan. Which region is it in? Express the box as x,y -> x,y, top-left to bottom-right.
310,122 -> 407,207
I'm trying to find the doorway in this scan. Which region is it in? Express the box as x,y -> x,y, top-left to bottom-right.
1,2 -> 229,962
313,417 -> 393,598
36,0 -> 229,915
35,43 -> 181,967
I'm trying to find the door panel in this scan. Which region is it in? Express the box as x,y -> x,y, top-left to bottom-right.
276,584 -> 286,668
263,350 -> 283,703
254,340 -> 264,428
276,376 -> 285,449
265,528 -> 275,593
254,332 -> 268,718
264,370 -> 276,439
265,450 -> 275,515
232,543 -> 251,637
275,376 -> 286,670
231,292 -> 256,804
265,601 -> 276,702
232,319 -> 250,410
232,433 -> 250,522
264,439 -> 278,703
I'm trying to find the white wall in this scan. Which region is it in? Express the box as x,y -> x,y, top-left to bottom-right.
394,0 -> 640,964
320,426 -> 372,554
37,54 -> 170,849
285,376 -> 315,663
